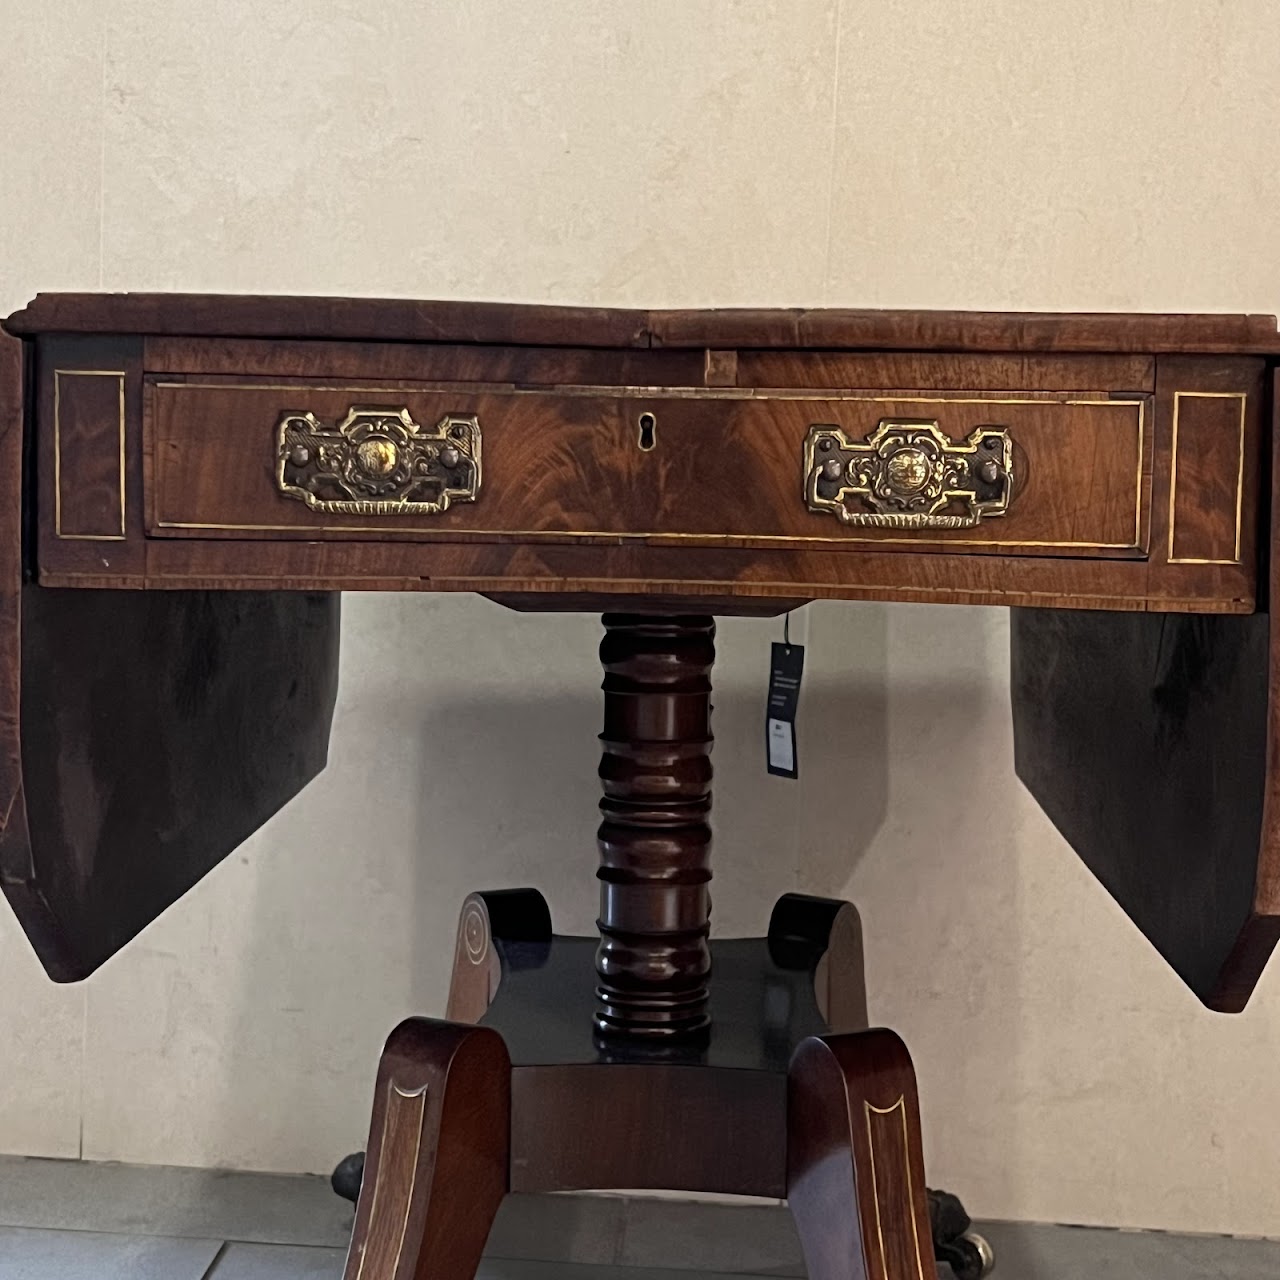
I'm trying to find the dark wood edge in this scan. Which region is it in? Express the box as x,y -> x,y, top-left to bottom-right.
0,330 -> 22,836
4,296 -> 652,350
1228,367 -> 1280,1011
0,339 -> 72,977
485,593 -> 808,617
1209,914 -> 1280,1013
446,890 -> 554,1025
768,893 -> 868,1033
0,331 -> 41,961
510,1061 -> 787,1197
6,295 -> 1279,355
767,893 -> 853,967
652,308 -> 1280,355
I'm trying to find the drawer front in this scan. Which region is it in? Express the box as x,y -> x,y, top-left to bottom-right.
145,379 -> 1150,555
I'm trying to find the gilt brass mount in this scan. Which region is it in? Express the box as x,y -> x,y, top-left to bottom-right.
276,406 -> 481,515
804,419 -> 1013,529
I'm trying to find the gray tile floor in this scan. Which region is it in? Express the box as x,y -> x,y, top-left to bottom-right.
2,1155 -> 1279,1278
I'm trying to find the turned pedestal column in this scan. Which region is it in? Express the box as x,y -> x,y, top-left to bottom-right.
594,613 -> 715,1039
343,610 -> 960,1280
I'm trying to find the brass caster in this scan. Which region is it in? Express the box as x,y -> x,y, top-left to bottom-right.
944,1230 -> 995,1279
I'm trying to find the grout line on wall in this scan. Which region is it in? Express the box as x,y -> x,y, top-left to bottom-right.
821,0 -> 846,304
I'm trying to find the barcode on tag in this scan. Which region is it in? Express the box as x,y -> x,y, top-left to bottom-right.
767,717 -> 795,773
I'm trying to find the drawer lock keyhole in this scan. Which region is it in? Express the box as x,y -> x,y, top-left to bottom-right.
637,412 -> 657,452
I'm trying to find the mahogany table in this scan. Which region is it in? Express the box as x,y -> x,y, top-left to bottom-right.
3,296 -> 1279,1280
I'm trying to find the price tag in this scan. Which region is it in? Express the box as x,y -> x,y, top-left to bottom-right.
765,639 -> 804,778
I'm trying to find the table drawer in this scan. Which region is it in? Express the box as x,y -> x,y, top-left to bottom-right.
144,378 -> 1150,556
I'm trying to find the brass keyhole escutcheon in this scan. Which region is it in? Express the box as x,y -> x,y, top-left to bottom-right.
638,412 -> 657,451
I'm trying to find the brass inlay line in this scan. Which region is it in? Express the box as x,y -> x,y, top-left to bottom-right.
54,369 -> 127,541
41,569 -> 1253,611
1135,398 -> 1148,551
152,520 -> 1142,550
864,1095 -> 927,1280
150,381 -> 1148,551
350,1080 -> 428,1280
432,574 -> 1194,599
153,379 -> 1136,405
1167,391 -> 1247,565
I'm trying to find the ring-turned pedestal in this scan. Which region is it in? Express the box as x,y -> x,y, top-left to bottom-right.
341,613 -> 962,1280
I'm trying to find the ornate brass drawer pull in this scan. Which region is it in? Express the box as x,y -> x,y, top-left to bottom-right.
803,419 -> 1013,529
277,406 -> 481,515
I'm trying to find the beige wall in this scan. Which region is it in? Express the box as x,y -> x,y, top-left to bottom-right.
4,0 -> 1280,1236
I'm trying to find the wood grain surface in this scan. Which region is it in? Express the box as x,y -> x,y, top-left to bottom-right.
33,330 -> 1256,612
51,369 -> 125,538
8,587 -> 340,980
9,293 -> 1280,354
141,336 -> 1154,395
1012,364 -> 1276,1012
4,299 -> 1278,1013
37,537 -> 1254,613
0,331 -> 31,954
144,378 -> 1150,556
2,317 -> 345,983
1012,607 -> 1271,1009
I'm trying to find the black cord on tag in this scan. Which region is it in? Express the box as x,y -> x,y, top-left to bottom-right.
783,611 -> 791,651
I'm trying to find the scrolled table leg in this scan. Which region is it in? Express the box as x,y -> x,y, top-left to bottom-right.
787,1028 -> 935,1280
343,1018 -> 509,1280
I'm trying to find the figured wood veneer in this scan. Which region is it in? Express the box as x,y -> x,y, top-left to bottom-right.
143,379 -> 1150,557
9,292 -> 1279,353
3,295 -> 1278,1001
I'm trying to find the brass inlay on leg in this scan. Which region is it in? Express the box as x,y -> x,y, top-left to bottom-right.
349,1080 -> 429,1280
462,901 -> 490,965
864,1096 -> 927,1280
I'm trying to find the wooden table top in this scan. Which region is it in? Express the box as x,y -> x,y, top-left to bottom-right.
2,295 -> 1278,1024
8,292 -> 1280,353
5,294 -> 1271,615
